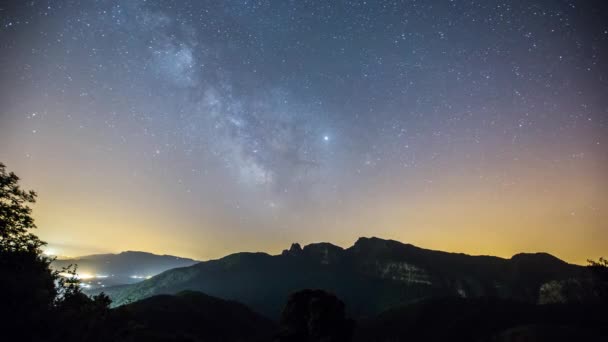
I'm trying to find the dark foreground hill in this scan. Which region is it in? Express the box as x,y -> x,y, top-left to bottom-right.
353,297 -> 607,341
98,237 -> 587,319
52,251 -> 198,287
114,291 -> 276,342
107,290 -> 607,342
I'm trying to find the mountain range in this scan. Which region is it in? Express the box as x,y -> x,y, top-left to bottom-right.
95,237 -> 587,319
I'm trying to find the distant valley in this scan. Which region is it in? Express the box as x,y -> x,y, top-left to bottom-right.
52,251 -> 198,289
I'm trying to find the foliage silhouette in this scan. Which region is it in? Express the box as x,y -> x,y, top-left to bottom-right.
587,257 -> 608,301
0,162 -> 43,252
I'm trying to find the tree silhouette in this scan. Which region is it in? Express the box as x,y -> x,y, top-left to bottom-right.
0,162 -> 57,338
0,162 -> 113,341
53,264 -> 114,342
587,257 -> 608,302
0,162 -> 44,253
276,289 -> 355,342
587,258 -> 608,278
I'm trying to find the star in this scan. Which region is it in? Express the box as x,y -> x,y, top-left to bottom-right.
0,0 -> 605,263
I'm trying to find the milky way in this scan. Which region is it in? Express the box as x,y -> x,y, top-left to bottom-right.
1,1 -> 607,262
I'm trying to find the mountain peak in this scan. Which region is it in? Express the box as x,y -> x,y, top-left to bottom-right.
354,236 -> 382,245
290,243 -> 303,253
302,242 -> 344,264
120,250 -> 153,256
281,243 -> 303,256
352,236 -> 407,250
280,242 -> 344,263
510,252 -> 566,265
302,242 -> 343,252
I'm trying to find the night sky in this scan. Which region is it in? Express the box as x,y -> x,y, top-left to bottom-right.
1,1 -> 606,263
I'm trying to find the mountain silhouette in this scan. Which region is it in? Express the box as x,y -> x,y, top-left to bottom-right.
97,237 -> 586,319
114,290 -> 276,341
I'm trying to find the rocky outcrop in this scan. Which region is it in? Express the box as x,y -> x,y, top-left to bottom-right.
282,243 -> 303,256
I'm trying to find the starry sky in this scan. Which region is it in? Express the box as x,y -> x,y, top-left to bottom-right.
1,0 -> 607,263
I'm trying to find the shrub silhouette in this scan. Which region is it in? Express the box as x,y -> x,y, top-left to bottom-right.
276,289 -> 355,342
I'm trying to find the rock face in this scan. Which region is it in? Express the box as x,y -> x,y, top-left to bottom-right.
276,289 -> 355,342
373,260 -> 431,284
100,237 -> 587,319
538,278 -> 598,304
